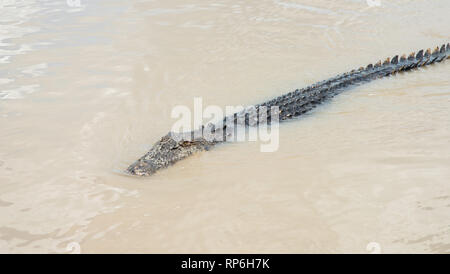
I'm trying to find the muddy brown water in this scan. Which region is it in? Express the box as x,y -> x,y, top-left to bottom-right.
0,0 -> 449,253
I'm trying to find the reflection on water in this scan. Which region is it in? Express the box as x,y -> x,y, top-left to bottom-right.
0,0 -> 449,253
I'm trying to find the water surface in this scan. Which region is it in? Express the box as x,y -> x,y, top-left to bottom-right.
0,0 -> 449,253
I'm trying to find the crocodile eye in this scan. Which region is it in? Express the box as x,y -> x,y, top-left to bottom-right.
170,141 -> 187,150
177,141 -> 195,148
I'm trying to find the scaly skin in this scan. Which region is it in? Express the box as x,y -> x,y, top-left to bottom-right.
127,43 -> 450,176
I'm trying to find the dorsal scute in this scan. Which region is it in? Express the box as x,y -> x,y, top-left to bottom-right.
432,47 -> 440,55
408,52 -> 415,60
440,44 -> 446,53
416,50 -> 424,59
391,55 -> 399,64
400,54 -> 407,62
424,48 -> 431,57
375,60 -> 382,68
383,58 -> 390,66
366,63 -> 373,69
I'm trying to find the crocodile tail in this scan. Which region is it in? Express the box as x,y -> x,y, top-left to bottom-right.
337,43 -> 449,87
384,43 -> 449,74
267,43 -> 450,121
345,43 -> 449,84
330,43 -> 449,89
242,43 -> 450,123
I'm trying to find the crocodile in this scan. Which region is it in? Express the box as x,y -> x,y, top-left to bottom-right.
127,43 -> 450,176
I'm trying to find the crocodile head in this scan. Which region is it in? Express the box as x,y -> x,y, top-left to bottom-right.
126,132 -> 217,176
